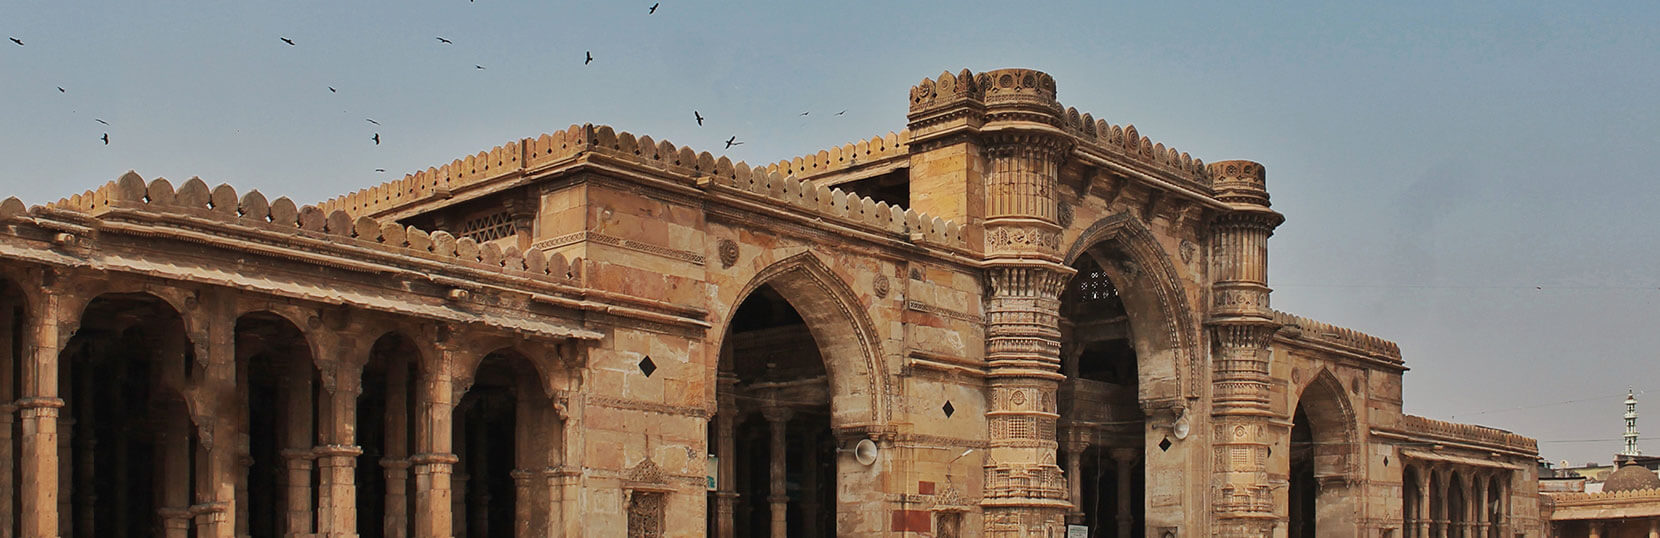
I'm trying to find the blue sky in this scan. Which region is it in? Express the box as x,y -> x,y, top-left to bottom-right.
3,1 -> 1657,465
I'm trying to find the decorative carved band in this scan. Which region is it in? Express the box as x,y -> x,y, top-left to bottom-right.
532,230 -> 706,266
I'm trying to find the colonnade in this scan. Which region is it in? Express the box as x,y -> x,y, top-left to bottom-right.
1059,428 -> 1141,537
1402,461 -> 1512,538
708,387 -> 834,538
0,277 -> 573,538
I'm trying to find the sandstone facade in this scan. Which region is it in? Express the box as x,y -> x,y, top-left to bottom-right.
0,68 -> 1539,537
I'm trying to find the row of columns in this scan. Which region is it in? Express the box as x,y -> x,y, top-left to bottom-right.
1404,461 -> 1511,538
1582,518 -> 1660,538
710,389 -> 827,538
1061,431 -> 1139,537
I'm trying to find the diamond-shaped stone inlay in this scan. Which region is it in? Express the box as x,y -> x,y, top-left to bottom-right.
942,401 -> 955,418
1158,437 -> 1172,452
638,355 -> 657,377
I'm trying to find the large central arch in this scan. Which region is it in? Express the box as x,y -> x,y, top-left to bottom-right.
714,251 -> 888,427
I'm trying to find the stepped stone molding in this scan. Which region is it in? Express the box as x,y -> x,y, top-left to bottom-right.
33,172 -> 585,285
307,124 -> 966,251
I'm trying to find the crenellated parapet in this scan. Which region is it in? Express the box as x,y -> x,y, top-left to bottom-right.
766,131 -> 910,181
310,124 -> 968,251
1402,415 -> 1538,454
30,172 -> 588,286
1272,311 -> 1403,363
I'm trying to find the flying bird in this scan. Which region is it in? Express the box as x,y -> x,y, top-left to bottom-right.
8,37 -> 21,46
375,168 -> 387,173
694,111 -> 704,126
94,118 -> 109,125
280,37 -> 295,46
649,2 -> 659,14
328,86 -> 337,93
835,110 -> 846,116
101,133 -> 109,145
57,87 -> 65,93
725,136 -> 742,149
475,64 -> 485,70
365,118 -> 380,125
436,36 -> 452,44
372,133 -> 381,145
585,51 -> 593,65
800,111 -> 809,116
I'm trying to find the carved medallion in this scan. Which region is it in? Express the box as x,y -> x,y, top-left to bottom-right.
717,239 -> 739,268
1011,390 -> 1027,406
873,274 -> 890,298
1057,202 -> 1074,228
1179,240 -> 1197,264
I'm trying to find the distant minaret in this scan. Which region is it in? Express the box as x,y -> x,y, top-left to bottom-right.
1623,389 -> 1641,457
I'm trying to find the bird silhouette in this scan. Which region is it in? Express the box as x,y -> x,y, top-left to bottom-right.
8,37 -> 21,46
800,111 -> 809,116
836,110 -> 846,116
649,2 -> 659,14
475,65 -> 485,70
725,136 -> 742,149
585,51 -> 593,65
101,133 -> 109,145
372,133 -> 381,145
437,37 -> 452,44
57,87 -> 65,93
280,37 -> 295,46
328,86 -> 337,93
365,118 -> 380,126
375,168 -> 387,173
94,119 -> 109,125
695,111 -> 704,126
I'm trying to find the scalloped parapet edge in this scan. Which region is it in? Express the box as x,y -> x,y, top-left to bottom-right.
765,130 -> 910,180
314,124 -> 967,250
1548,486 -> 1660,504
1273,310 -> 1402,360
39,172 -> 586,284
1402,414 -> 1538,452
909,68 -> 1213,187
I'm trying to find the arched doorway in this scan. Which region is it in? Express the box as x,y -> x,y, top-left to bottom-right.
355,332 -> 422,538
711,283 -> 837,538
1287,371 -> 1358,538
1058,256 -> 1146,536
452,348 -> 564,538
235,312 -> 317,538
61,292 -> 197,537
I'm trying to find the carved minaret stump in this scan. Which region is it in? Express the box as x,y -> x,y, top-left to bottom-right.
1206,160 -> 1285,536
972,68 -> 1077,536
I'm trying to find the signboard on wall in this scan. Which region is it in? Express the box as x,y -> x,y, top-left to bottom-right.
1067,525 -> 1089,538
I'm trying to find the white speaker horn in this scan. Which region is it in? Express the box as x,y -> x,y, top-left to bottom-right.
853,439 -> 879,466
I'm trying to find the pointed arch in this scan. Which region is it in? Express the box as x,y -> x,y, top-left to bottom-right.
1294,367 -> 1359,478
1063,212 -> 1201,402
714,250 -> 888,427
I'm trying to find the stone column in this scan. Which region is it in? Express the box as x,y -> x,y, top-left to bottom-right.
802,429 -> 821,538
1062,434 -> 1088,525
383,362 -> 411,538
159,410 -> 194,538
1436,468 -> 1449,538
714,371 -> 739,538
1417,466 -> 1432,538
1206,160 -> 1286,538
975,73 -> 1076,536
1474,473 -> 1490,537
280,368 -> 316,535
762,405 -> 792,538
20,287 -> 67,538
1111,447 -> 1139,538
412,359 -> 457,538
0,304 -> 14,537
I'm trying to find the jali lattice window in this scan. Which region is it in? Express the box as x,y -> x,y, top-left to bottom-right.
458,210 -> 515,243
626,491 -> 665,537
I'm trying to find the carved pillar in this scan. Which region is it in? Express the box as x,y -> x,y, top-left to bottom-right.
1061,434 -> 1088,525
1111,447 -> 1139,538
714,372 -> 739,538
160,409 -> 195,538
1206,160 -> 1285,537
762,404 -> 792,538
1417,466 -> 1432,538
412,355 -> 457,538
974,72 -> 1075,536
279,367 -> 316,535
1436,468 -> 1449,538
20,287 -> 67,538
193,294 -> 241,538
1474,473 -> 1489,537
383,361 -> 411,538
316,353 -> 364,538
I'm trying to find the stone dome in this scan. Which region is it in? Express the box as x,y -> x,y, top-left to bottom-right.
1604,464 -> 1660,492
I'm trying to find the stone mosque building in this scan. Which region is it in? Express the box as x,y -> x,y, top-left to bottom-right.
0,68 -> 1542,537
